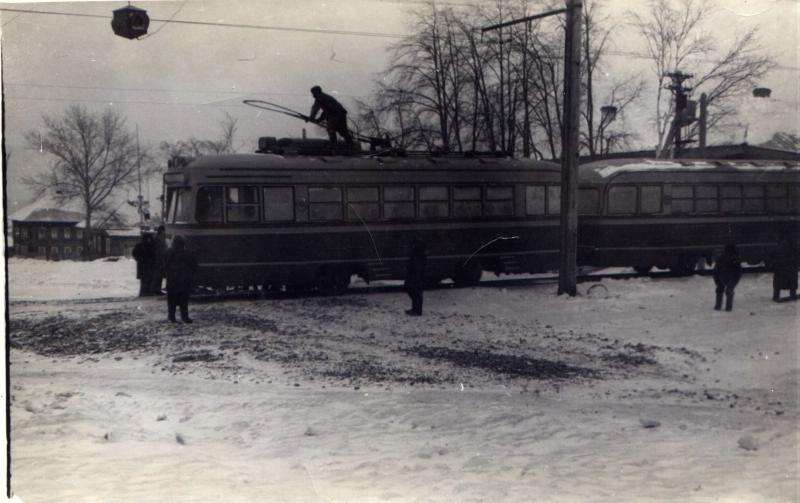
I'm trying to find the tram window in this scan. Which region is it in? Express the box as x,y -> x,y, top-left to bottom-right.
525,186 -> 545,215
671,185 -> 694,214
640,186 -> 662,214
547,186 -> 561,215
226,186 -> 260,222
263,187 -> 295,222
384,186 -> 414,220
309,187 -> 343,221
419,186 -> 449,219
696,185 -> 717,198
695,185 -> 719,213
608,186 -> 637,214
766,185 -> 790,212
721,185 -> 742,198
166,187 -> 192,223
578,188 -> 599,215
743,185 -> 764,198
196,187 -> 223,223
385,186 -> 414,201
454,186 -> 482,217
347,186 -> 379,221
484,186 -> 513,217
721,185 -> 743,212
743,185 -> 765,212
792,185 -> 800,210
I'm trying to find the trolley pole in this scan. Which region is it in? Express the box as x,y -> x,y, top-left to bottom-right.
482,0 -> 582,297
557,0 -> 582,296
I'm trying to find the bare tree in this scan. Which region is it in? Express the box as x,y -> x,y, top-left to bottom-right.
23,105 -> 150,257
631,0 -> 775,156
159,112 -> 240,161
361,0 -> 641,159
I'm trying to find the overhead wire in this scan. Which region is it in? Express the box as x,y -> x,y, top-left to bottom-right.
0,7 -> 406,39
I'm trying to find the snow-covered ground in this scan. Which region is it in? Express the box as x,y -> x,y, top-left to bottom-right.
6,257 -> 799,502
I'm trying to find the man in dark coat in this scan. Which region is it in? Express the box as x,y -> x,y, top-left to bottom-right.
150,225 -> 168,295
308,85 -> 354,146
771,237 -> 798,302
404,239 -> 427,316
165,235 -> 198,323
132,233 -> 156,297
713,243 -> 742,312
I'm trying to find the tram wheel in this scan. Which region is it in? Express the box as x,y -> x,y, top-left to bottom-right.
315,268 -> 351,295
670,255 -> 697,276
453,260 -> 483,287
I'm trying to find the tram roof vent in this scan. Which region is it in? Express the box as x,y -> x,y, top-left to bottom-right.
257,136 -> 362,156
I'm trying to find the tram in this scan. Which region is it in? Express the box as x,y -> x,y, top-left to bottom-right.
161,137 -> 799,291
577,158 -> 799,274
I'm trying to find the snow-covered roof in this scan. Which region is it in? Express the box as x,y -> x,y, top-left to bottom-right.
13,208 -> 84,223
106,229 -> 143,238
586,158 -> 798,178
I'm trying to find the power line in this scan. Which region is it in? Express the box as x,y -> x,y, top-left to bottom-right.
3,82 -> 309,98
0,7 -> 406,39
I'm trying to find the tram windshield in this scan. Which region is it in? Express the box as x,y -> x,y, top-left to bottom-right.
165,187 -> 192,223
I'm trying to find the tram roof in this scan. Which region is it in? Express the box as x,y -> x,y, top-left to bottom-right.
581,157 -> 800,179
181,153 -> 561,172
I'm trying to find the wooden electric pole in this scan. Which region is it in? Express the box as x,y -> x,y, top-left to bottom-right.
557,0 -> 582,296
482,1 -> 582,297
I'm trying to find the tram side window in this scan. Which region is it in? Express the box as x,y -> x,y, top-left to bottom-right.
525,186 -> 545,215
743,185 -> 765,212
640,186 -> 662,214
485,186 -> 513,217
695,185 -> 718,213
721,185 -> 743,213
419,186 -> 449,219
309,187 -> 343,221
547,186 -> 561,215
263,187 -> 295,222
766,184 -> 790,212
384,186 -> 414,220
453,186 -> 482,217
196,187 -> 223,223
671,185 -> 694,214
792,185 -> 800,210
166,187 -> 192,223
346,187 -> 379,221
226,186 -> 260,222
579,188 -> 600,215
607,186 -> 637,215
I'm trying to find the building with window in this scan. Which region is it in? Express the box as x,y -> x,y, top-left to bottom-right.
10,206 -> 143,260
11,208 -> 86,260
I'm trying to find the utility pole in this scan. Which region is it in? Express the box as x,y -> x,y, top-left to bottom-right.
136,124 -> 144,228
482,0 -> 582,297
698,92 -> 707,158
558,0 -> 582,296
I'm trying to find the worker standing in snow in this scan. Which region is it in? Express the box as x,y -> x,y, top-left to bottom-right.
404,239 -> 427,316
307,85 -> 354,146
713,243 -> 742,312
150,225 -> 167,295
770,235 -> 798,302
132,233 -> 156,297
165,235 -> 198,323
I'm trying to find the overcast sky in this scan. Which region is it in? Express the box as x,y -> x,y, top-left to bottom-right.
1,0 -> 798,215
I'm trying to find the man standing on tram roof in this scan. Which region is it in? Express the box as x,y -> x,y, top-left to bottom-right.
308,85 -> 354,146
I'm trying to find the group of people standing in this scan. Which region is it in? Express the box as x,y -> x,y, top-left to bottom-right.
133,227 -> 197,323
712,236 -> 798,312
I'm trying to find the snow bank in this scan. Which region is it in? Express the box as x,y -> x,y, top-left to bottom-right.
8,257 -> 138,301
